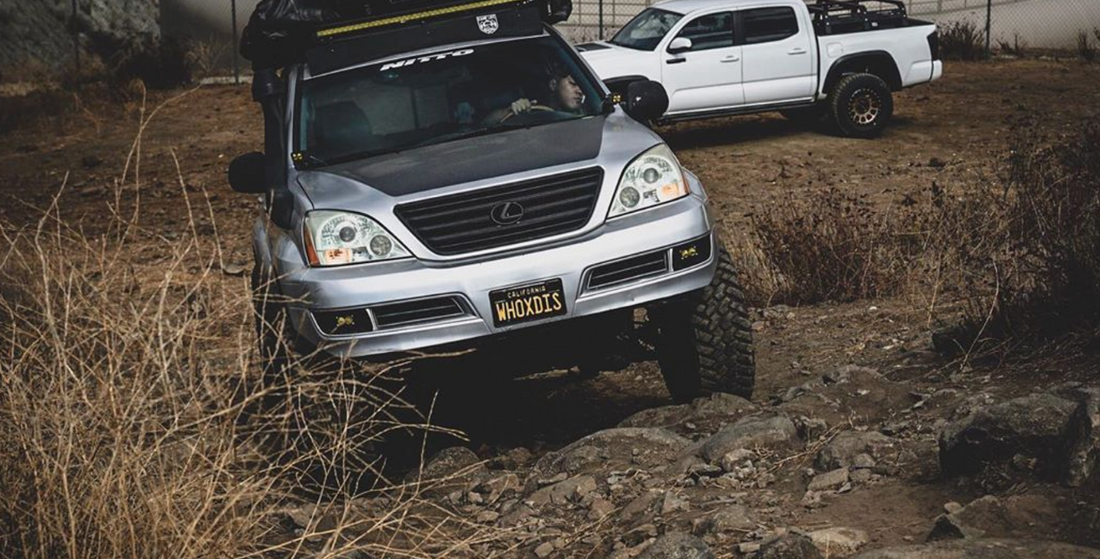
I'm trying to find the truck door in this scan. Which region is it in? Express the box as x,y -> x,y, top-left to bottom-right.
738,6 -> 815,105
661,11 -> 744,114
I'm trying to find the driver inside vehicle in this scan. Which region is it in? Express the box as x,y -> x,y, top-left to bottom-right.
482,60 -> 586,125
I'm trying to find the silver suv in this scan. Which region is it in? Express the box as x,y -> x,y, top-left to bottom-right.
229,10 -> 755,401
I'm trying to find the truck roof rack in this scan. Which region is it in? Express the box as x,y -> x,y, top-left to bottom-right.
242,0 -> 569,71
807,0 -> 913,36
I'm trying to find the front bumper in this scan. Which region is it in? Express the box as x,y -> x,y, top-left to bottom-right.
278,193 -> 716,358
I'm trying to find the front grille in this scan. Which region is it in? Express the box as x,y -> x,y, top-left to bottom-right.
395,168 -> 604,255
588,250 -> 669,291
372,297 -> 467,329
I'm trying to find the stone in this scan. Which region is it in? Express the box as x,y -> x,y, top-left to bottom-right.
753,532 -> 823,559
807,527 -> 869,557
408,446 -> 485,485
1065,388 -> 1100,487
660,491 -> 687,516
619,394 -> 757,432
719,449 -> 758,473
636,533 -> 715,559
807,468 -> 849,492
588,497 -> 615,521
699,415 -> 799,462
852,539 -> 1100,559
816,431 -> 897,472
926,494 -> 1059,542
528,475 -> 598,507
534,541 -> 555,558
938,393 -> 1077,479
536,428 -> 691,476
480,473 -> 521,504
849,469 -> 874,484
691,505 -> 754,535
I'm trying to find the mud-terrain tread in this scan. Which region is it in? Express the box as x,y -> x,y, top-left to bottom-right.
656,245 -> 755,402
828,72 -> 894,139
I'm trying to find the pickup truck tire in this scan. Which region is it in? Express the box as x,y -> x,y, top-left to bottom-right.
828,73 -> 894,138
653,245 -> 755,402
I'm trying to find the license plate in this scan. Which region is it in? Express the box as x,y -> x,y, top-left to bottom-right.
489,278 -> 567,327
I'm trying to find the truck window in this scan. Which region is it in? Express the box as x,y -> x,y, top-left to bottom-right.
674,12 -> 734,51
610,8 -> 684,51
295,37 -> 604,166
741,7 -> 799,44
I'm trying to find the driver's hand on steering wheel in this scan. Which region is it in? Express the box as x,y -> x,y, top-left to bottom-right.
510,98 -> 533,115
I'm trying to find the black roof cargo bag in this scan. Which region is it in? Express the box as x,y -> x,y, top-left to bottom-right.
241,0 -> 572,70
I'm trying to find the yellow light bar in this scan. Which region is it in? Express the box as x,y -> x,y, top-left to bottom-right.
317,0 -> 522,38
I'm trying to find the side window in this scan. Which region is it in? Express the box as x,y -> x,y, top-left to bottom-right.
674,12 -> 734,51
742,7 -> 799,44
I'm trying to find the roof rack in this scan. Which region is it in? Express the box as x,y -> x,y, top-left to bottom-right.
807,0 -> 911,36
242,0 -> 569,71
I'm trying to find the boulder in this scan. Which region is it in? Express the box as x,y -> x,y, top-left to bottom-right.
535,428 -> 691,477
807,468 -> 849,492
691,505 -> 754,535
1065,388 -> 1100,487
409,446 -> 486,485
753,532 -> 823,559
816,431 -> 898,471
699,415 -> 799,462
852,539 -> 1100,559
620,394 -> 757,433
807,527 -> 869,557
938,393 -> 1077,479
926,495 -> 1060,542
636,533 -> 715,559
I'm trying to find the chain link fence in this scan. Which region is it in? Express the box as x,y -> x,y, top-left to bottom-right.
19,0 -> 1093,85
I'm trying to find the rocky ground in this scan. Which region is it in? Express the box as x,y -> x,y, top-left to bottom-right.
1,60 -> 1099,558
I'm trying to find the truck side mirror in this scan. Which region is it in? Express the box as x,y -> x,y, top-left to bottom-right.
228,152 -> 266,194
667,37 -> 693,54
624,80 -> 669,122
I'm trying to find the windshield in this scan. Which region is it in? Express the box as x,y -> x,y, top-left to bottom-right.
610,8 -> 683,51
295,37 -> 604,166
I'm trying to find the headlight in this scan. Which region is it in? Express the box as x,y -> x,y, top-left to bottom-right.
609,144 -> 689,218
303,210 -> 411,267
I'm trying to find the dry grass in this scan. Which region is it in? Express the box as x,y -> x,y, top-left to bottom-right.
940,21 -> 986,61
0,96 -> 525,559
731,115 -> 1100,348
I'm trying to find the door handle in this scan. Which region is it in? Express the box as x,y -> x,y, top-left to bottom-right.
721,55 -> 740,63
666,58 -> 687,64
788,48 -> 808,55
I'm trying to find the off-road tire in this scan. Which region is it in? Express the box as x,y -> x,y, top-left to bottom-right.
780,105 -> 825,126
653,245 -> 755,402
828,73 -> 894,138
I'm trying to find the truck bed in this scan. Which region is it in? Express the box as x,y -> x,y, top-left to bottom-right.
808,0 -> 932,36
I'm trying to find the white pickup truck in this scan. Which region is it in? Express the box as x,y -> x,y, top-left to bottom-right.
578,0 -> 942,137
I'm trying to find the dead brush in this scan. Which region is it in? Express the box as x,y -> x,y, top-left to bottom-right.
939,20 -> 986,61
728,189 -> 923,306
0,95 -> 529,558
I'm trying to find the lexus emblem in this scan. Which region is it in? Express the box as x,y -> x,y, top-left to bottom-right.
490,201 -> 525,225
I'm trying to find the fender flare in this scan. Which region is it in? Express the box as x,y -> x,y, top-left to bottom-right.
822,51 -> 903,93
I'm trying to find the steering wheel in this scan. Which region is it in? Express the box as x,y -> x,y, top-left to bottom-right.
500,104 -> 556,123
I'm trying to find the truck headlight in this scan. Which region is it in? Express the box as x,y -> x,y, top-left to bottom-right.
609,144 -> 689,218
303,210 -> 411,267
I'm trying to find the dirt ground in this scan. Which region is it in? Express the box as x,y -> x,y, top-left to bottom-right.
2,59 -> 1099,556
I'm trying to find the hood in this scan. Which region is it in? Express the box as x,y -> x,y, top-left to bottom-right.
577,42 -> 660,82
296,111 -> 663,212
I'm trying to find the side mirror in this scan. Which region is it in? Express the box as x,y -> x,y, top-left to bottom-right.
228,152 -> 266,194
667,37 -> 693,55
624,80 -> 669,122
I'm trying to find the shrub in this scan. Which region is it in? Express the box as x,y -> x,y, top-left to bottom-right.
997,34 -> 1027,57
730,189 -> 924,306
0,135 -> 505,558
1078,29 -> 1097,62
940,20 -> 986,61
